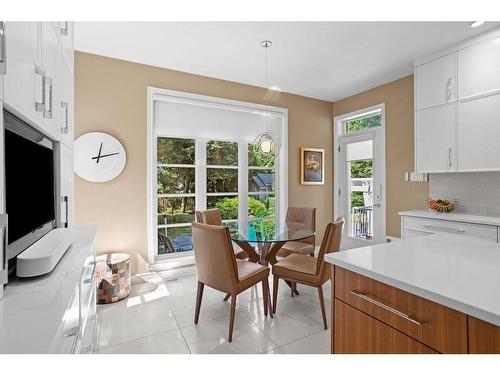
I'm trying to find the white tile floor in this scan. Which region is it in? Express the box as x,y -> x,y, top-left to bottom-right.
96,270 -> 332,354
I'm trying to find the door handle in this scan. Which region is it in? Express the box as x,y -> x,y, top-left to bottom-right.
448,147 -> 452,168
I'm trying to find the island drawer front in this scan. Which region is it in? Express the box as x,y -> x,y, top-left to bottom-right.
334,299 -> 438,354
403,216 -> 497,242
334,267 -> 468,353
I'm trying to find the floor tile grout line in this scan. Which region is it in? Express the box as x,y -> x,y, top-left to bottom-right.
277,327 -> 329,352
164,289 -> 192,354
97,325 -> 183,352
239,309 -> 282,352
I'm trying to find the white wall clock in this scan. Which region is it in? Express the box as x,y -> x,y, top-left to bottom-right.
74,132 -> 127,183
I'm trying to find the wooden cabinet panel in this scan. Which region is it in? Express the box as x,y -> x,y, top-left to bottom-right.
416,53 -> 457,110
415,103 -> 457,173
458,93 -> 500,172
334,267 -> 468,353
468,316 -> 500,354
334,299 -> 437,354
458,37 -> 500,100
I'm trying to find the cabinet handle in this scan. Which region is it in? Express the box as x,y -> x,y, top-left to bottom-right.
350,290 -> 424,326
60,22 -> 69,36
35,65 -> 46,113
62,195 -> 69,227
44,76 -> 53,119
61,102 -> 69,134
423,224 -> 465,233
448,147 -> 452,168
446,77 -> 454,102
0,22 -> 6,75
1,214 -> 8,276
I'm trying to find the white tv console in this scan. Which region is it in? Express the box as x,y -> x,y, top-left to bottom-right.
0,225 -> 98,354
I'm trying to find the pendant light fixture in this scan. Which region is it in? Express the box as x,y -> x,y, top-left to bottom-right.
253,40 -> 281,159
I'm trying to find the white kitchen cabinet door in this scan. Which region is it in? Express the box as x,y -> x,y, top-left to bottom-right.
415,103 -> 457,173
58,22 -> 73,69
458,93 -> 500,172
40,22 -> 60,141
415,53 -> 457,110
59,143 -> 74,227
59,56 -> 73,148
458,36 -> 500,100
3,22 -> 40,126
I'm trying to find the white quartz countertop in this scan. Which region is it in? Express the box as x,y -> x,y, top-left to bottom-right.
325,234 -> 500,326
0,225 -> 98,353
399,209 -> 500,226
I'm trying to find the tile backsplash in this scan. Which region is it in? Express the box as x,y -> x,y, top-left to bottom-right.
429,172 -> 500,216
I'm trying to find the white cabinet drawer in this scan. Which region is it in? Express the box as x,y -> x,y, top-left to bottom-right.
403,216 -> 497,242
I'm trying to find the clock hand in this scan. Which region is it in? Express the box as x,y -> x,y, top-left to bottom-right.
91,152 -> 119,160
95,142 -> 103,164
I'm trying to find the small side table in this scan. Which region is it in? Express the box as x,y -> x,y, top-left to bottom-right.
96,253 -> 131,304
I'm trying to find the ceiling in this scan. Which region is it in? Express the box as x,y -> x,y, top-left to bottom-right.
74,22 -> 500,102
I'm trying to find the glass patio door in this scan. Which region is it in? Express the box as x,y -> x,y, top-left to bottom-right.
338,131 -> 384,248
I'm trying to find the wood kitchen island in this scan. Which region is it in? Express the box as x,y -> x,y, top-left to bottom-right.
325,234 -> 500,354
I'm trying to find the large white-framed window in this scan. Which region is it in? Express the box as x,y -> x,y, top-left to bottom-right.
148,88 -> 288,264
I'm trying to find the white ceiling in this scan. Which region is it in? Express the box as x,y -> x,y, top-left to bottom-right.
74,22 -> 500,102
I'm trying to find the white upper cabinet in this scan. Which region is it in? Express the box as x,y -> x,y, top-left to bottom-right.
458,93 -> 500,172
40,22 -> 61,140
415,103 -> 457,173
415,53 -> 457,110
3,22 -> 40,126
458,36 -> 500,100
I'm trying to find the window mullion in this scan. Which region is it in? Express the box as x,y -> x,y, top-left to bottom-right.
197,139 -> 207,211
239,142 -> 249,231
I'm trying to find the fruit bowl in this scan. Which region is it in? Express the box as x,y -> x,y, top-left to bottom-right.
429,199 -> 455,213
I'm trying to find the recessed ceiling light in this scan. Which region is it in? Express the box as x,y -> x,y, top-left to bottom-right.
470,21 -> 485,28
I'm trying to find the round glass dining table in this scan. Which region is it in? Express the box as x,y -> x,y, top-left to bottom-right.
226,219 -> 315,266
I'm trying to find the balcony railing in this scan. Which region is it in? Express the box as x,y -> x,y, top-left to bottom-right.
351,206 -> 373,239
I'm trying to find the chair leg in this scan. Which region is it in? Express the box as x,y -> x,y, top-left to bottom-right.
262,280 -> 268,317
194,281 -> 204,324
228,294 -> 237,343
223,293 -> 231,301
272,276 -> 279,314
318,285 -> 327,330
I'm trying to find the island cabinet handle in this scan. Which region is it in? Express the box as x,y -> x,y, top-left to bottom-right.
423,225 -> 466,233
349,290 -> 425,326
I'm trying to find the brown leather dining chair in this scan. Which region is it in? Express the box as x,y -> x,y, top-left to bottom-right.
272,218 -> 344,330
276,207 -> 316,258
195,209 -> 249,261
192,222 -> 272,342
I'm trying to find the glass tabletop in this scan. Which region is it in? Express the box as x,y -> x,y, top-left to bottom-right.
227,218 -> 314,243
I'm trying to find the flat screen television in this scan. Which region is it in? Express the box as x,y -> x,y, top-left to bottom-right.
4,111 -> 56,260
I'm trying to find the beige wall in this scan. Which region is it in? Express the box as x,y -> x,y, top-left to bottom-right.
75,52 -> 333,272
331,75 -> 428,237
